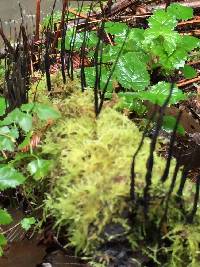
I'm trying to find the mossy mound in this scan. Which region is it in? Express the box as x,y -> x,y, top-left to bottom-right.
41,90 -> 183,257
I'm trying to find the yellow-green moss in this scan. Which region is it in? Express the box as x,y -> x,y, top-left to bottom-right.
41,90 -> 184,256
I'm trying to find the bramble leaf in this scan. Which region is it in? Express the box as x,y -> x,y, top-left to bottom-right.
144,28 -> 180,56
148,9 -> 177,30
126,82 -> 186,106
0,234 -> 7,256
115,52 -> 150,91
0,166 -> 26,190
105,22 -> 128,35
0,97 -> 6,117
34,104 -> 61,121
167,3 -> 193,20
179,35 -> 200,52
182,65 -> 197,79
0,209 -> 12,225
0,126 -> 16,152
27,159 -> 52,180
20,217 -> 36,231
84,67 -> 113,92
6,109 -> 33,132
162,115 -> 185,136
20,103 -> 35,113
117,94 -> 146,114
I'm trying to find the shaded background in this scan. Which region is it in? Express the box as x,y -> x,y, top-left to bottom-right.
0,1 -> 90,43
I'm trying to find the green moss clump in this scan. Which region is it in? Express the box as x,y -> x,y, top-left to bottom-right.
41,90 -> 182,256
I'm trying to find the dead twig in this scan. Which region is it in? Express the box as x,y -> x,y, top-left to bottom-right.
177,76 -> 200,87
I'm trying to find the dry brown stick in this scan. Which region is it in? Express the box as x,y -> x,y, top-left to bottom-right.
179,30 -> 200,36
177,76 -> 200,87
188,60 -> 200,66
35,0 -> 41,42
178,18 -> 200,27
91,0 -> 137,18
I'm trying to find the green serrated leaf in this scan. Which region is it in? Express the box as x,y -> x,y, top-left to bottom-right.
0,209 -> 12,225
132,82 -> 186,106
0,234 -> 7,256
0,136 -> 15,151
144,28 -> 180,56
182,65 -> 197,79
0,97 -> 6,117
179,35 -> 200,52
18,132 -> 32,150
6,109 -> 33,132
167,3 -> 193,21
125,28 -> 145,53
162,115 -> 185,135
148,9 -> 177,30
27,159 -> 52,180
116,94 -> 146,114
105,22 -> 128,35
84,67 -> 113,92
87,31 -> 98,48
34,104 -> 61,121
0,234 -> 7,246
0,166 -> 26,190
18,114 -> 33,133
64,28 -> 85,50
20,217 -> 36,231
0,126 -> 16,152
102,45 -> 121,63
20,103 -> 35,113
115,52 -> 150,91
168,48 -> 188,69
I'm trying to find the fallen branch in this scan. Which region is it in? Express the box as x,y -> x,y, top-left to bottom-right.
178,17 -> 200,27
177,76 -> 200,87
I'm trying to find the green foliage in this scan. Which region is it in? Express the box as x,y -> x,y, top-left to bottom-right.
0,97 -> 60,256
133,82 -> 186,106
73,4 -> 198,117
34,103 -> 61,121
182,65 -> 197,79
0,97 -> 6,116
0,234 -> 7,256
84,66 -> 113,92
164,224 -> 200,267
60,29 -> 99,51
162,115 -> 185,136
42,91 -> 181,257
167,3 -> 193,20
27,159 -> 52,180
0,209 -> 12,256
0,166 -> 26,190
115,52 -> 150,90
20,217 -> 36,231
0,209 -> 12,225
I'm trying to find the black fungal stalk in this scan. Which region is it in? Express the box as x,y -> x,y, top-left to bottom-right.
161,111 -> 182,183
187,175 -> 200,224
130,110 -> 156,202
143,83 -> 175,223
159,157 -> 181,232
